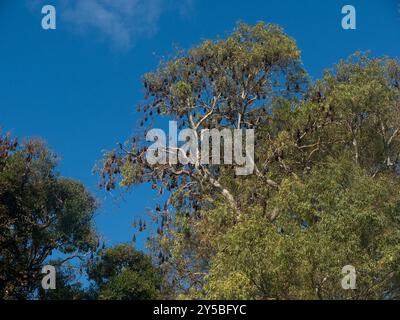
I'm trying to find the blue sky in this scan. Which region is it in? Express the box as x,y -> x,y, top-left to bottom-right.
0,0 -> 399,250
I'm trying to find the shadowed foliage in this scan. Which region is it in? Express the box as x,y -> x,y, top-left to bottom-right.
0,135 -> 98,299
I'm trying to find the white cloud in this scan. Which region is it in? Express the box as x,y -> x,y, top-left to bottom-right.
32,0 -> 194,49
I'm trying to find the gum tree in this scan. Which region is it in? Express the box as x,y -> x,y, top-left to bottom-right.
203,55 -> 400,299
101,21 -> 400,298
100,22 -> 307,291
101,22 -> 307,213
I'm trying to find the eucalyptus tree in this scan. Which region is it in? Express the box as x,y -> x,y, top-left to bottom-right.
101,22 -> 400,299
100,22 -> 307,291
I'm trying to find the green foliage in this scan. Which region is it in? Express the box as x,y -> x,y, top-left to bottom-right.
206,159 -> 400,299
87,244 -> 162,300
99,270 -> 158,300
100,23 -> 400,300
119,161 -> 143,187
170,81 -> 193,100
0,136 -> 98,299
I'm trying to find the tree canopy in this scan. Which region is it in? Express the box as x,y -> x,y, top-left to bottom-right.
101,23 -> 400,299
0,135 -> 98,299
87,244 -> 162,300
2,21 -> 400,300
